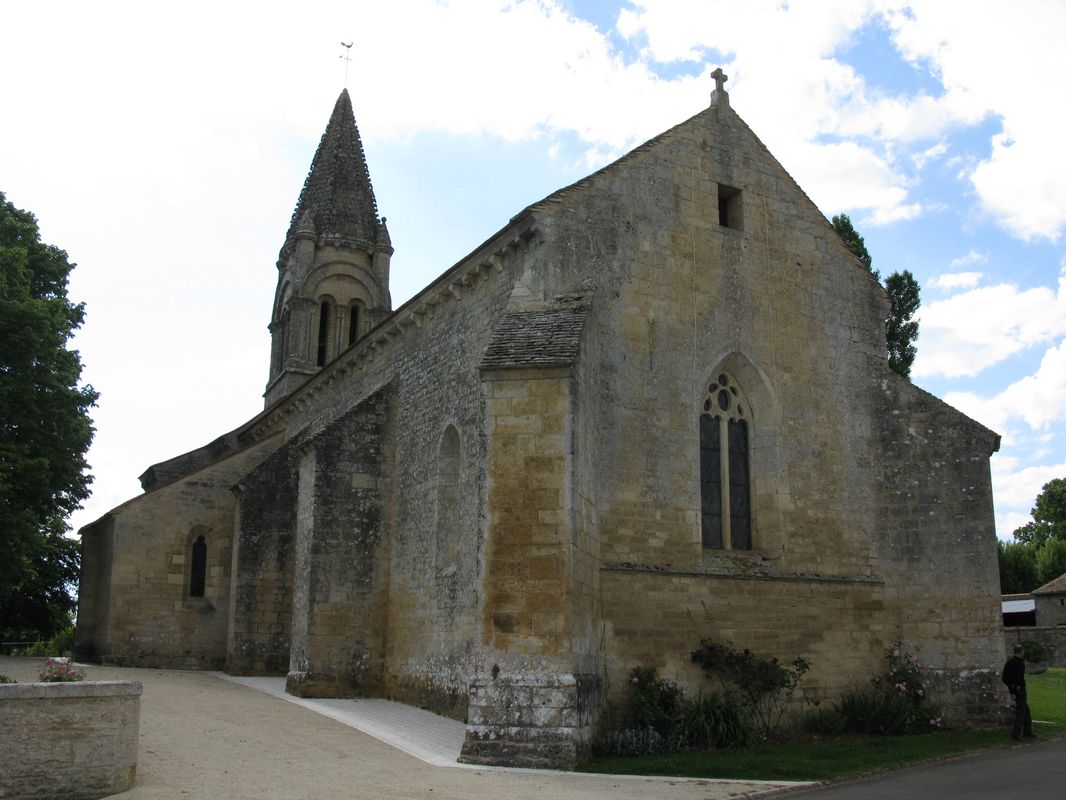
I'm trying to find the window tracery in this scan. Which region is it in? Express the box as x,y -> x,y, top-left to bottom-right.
700,372 -> 752,550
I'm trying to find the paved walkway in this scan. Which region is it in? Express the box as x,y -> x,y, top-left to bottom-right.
0,658 -> 807,799
217,675 -> 467,767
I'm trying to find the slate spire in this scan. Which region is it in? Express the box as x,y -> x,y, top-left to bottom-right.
285,88 -> 379,246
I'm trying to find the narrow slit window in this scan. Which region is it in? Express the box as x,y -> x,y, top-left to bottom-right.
717,183 -> 743,230
316,302 -> 331,366
190,535 -> 207,598
348,304 -> 360,346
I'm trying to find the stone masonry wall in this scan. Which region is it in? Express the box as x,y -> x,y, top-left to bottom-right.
228,443 -> 298,675
242,218 -> 540,718
1035,594 -> 1066,627
1005,626 -> 1066,668
76,435 -> 283,668
0,680 -> 141,800
286,390 -> 391,697
873,377 -> 1004,723
480,368 -> 574,659
601,568 -> 886,706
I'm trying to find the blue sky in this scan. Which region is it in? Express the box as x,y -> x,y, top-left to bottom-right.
1,0 -> 1064,538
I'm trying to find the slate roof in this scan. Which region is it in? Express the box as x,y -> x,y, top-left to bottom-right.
480,305 -> 589,370
1033,571 -> 1066,595
286,89 -> 379,246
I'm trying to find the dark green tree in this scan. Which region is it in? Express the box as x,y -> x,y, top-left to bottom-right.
998,539 -> 1038,594
831,213 -> 876,277
0,192 -> 97,643
831,213 -> 920,379
884,270 -> 920,378
1013,478 -> 1066,549
1035,539 -> 1066,586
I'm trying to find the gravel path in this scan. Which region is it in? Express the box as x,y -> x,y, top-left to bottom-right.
1,658 -> 800,800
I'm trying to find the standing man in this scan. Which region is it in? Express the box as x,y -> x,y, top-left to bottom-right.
1002,643 -> 1035,741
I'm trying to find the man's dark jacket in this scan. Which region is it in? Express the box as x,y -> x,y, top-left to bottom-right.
1002,655 -> 1026,693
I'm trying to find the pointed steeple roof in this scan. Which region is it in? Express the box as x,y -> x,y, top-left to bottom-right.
286,89 -> 379,246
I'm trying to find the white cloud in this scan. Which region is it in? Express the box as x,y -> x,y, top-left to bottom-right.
913,271 -> 1066,378
944,339 -> 1066,438
884,0 -> 1066,241
929,271 -> 983,290
948,250 -> 988,269
912,141 -> 948,169
992,458 -> 1066,519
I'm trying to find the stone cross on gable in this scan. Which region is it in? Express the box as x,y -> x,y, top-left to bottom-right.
710,66 -> 730,110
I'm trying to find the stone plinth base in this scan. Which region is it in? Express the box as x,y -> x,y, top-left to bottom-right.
0,680 -> 142,800
285,670 -> 353,698
926,667 -> 1008,728
459,672 -> 599,770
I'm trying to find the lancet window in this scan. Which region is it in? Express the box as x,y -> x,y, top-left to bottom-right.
189,535 -> 207,598
699,372 -> 752,550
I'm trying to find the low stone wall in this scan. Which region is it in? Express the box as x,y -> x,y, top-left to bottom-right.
1004,626 -> 1066,668
0,680 -> 142,800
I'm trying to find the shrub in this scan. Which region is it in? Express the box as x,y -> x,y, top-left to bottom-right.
623,666 -> 686,737
0,674 -> 15,684
596,726 -> 674,757
801,705 -> 847,736
835,686 -> 916,734
683,690 -> 757,749
691,639 -> 810,738
835,641 -> 942,734
593,667 -> 755,756
12,625 -> 76,658
38,658 -> 86,683
1021,640 -> 1050,664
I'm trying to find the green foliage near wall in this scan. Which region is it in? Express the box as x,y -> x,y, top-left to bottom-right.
1004,478 -> 1066,593
831,213 -> 920,379
0,192 -> 97,644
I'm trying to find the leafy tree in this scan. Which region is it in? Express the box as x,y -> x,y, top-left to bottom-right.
831,213 -> 920,379
1013,478 -> 1066,549
1035,539 -> 1066,587
998,539 -> 1038,594
831,213 -> 876,277
884,270 -> 920,378
0,192 -> 97,644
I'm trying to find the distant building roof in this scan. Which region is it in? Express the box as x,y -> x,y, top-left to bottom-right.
1032,571 -> 1066,595
1002,598 -> 1036,614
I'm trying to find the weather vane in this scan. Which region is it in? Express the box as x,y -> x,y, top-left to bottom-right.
340,41 -> 353,87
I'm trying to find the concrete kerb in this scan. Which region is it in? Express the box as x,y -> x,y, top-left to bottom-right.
214,672 -> 814,792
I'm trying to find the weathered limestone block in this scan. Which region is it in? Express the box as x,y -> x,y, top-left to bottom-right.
924,667 -> 1008,727
0,680 -> 141,800
459,672 -> 600,769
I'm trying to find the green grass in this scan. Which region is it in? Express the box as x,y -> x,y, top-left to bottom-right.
578,669 -> 1066,782
1029,667 -> 1066,729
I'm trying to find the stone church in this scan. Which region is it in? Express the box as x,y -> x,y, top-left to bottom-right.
76,78 -> 1005,768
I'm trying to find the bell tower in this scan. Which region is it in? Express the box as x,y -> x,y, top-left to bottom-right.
264,89 -> 394,408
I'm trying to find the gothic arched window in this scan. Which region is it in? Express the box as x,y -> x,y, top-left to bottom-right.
699,373 -> 752,550
190,535 -> 207,598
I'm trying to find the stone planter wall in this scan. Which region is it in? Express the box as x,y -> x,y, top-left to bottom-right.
0,680 -> 142,800
1004,626 -> 1066,668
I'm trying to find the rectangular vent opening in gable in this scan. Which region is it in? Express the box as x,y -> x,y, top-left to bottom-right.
718,183 -> 743,230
